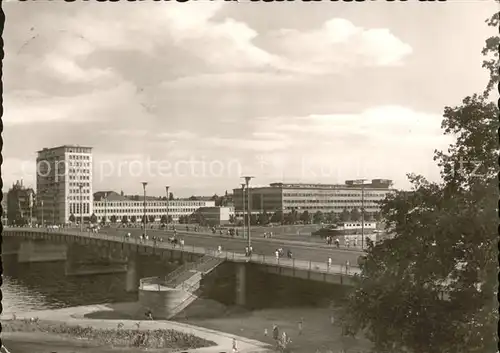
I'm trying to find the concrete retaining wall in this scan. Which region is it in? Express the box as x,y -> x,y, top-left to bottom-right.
138,287 -> 193,319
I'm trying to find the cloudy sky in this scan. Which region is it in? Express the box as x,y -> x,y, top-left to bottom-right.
4,1 -> 497,197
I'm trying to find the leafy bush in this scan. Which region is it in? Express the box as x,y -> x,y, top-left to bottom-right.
4,320 -> 216,349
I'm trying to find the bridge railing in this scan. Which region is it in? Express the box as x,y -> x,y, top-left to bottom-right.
5,228 -> 360,276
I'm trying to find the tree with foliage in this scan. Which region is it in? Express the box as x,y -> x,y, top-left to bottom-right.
342,16 -> 498,353
340,208 -> 350,222
169,192 -> 174,200
160,215 -> 168,224
148,215 -> 155,223
100,216 -> 107,225
270,211 -> 283,224
313,211 -> 324,224
350,208 -> 361,222
121,215 -> 128,224
167,215 -> 173,223
141,215 -> 147,224
324,211 -> 336,224
110,215 -> 117,224
130,215 -> 137,223
89,213 -> 97,224
300,210 -> 311,224
258,211 -> 270,225
285,210 -> 298,225
229,214 -> 235,224
69,213 -> 75,223
250,213 -> 258,226
363,211 -> 373,222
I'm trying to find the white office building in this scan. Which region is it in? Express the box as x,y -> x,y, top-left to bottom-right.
93,191 -> 215,223
36,145 -> 93,225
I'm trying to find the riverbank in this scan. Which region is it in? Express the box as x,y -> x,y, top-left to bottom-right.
176,306 -> 372,353
2,304 -> 270,353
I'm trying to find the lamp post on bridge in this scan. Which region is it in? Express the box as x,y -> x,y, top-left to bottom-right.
240,183 -> 246,240
353,179 -> 367,249
78,183 -> 84,232
165,185 -> 170,227
103,192 -> 108,226
242,176 -> 254,249
142,182 -> 148,237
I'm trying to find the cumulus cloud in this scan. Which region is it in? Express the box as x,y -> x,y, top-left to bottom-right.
3,83 -> 144,126
266,18 -> 412,74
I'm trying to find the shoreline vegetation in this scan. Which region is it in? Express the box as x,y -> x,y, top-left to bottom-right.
3,318 -> 217,351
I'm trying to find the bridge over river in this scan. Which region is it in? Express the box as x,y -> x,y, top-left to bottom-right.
4,227 -> 362,318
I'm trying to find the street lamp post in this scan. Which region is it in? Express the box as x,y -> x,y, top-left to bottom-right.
353,179 -> 367,249
142,182 -> 148,237
104,192 -> 108,226
165,186 -> 170,226
52,194 -> 56,225
242,176 -> 254,249
240,183 -> 246,240
41,200 -> 44,227
79,183 -> 84,232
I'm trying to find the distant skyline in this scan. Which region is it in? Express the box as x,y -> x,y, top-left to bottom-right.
4,1 -> 497,197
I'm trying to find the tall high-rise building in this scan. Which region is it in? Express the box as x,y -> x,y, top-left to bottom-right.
36,145 -> 93,224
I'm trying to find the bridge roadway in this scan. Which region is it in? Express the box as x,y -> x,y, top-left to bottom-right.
84,226 -> 362,267
6,227 -> 362,276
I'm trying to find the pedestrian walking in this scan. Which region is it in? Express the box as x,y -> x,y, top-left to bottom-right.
180,239 -> 185,249
272,324 -> 279,341
275,250 -> 280,261
264,328 -> 268,336
345,260 -> 350,274
327,257 -> 332,268
232,337 -> 238,352
218,245 -> 222,254
245,246 -> 249,256
249,246 -> 253,256
353,238 -> 357,247
298,317 -> 303,335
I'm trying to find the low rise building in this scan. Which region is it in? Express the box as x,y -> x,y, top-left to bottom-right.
7,180 -> 35,226
232,179 -> 395,218
2,192 -> 8,226
92,191 -> 215,223
196,206 -> 235,226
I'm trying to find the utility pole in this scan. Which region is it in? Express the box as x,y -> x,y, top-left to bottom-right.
165,185 -> 170,226
142,182 -> 148,237
242,176 -> 254,249
240,183 -> 246,240
78,184 -> 83,231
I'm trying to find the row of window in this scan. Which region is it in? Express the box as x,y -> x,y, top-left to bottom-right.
284,199 -> 381,204
68,167 -> 91,172
68,196 -> 91,200
69,203 -> 90,214
283,193 -> 389,198
69,182 -> 91,187
68,154 -> 91,160
283,205 -> 379,211
94,208 -> 199,214
94,202 -> 211,207
96,214 -> 186,220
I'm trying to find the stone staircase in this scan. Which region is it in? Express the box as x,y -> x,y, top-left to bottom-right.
164,255 -> 225,319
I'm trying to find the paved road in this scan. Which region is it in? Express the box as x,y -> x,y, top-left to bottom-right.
98,227 -> 363,267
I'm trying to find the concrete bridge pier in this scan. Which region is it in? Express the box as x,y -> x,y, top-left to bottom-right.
235,262 -> 246,306
126,254 -> 139,292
